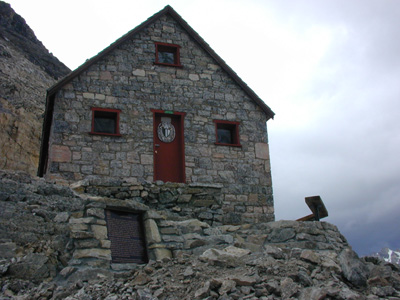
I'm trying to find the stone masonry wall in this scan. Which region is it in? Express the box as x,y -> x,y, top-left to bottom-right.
1,171 -> 347,282
45,13 -> 274,225
65,181 -> 349,274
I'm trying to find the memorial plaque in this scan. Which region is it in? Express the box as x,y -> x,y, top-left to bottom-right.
105,210 -> 148,264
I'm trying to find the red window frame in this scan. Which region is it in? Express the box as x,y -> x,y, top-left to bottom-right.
213,120 -> 241,147
154,42 -> 182,67
90,107 -> 121,136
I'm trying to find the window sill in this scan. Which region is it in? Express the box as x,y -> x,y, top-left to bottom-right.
89,132 -> 122,137
214,142 -> 242,147
154,62 -> 183,68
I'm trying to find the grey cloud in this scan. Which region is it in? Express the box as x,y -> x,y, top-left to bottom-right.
269,0 -> 400,252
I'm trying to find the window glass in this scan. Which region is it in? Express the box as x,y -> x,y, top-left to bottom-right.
217,128 -> 232,144
159,51 -> 175,64
155,43 -> 180,66
91,109 -> 119,135
214,120 -> 241,146
94,115 -> 116,134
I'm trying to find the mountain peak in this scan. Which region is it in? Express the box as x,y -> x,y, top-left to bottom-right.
0,1 -> 70,79
371,247 -> 400,265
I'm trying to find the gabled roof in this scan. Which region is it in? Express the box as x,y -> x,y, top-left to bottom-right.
46,5 -> 274,118
38,5 -> 274,176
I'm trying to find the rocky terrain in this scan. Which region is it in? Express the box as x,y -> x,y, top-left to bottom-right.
0,1 -> 70,175
3,248 -> 400,300
0,169 -> 400,299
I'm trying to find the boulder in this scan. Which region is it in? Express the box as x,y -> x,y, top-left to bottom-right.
338,248 -> 369,287
8,253 -> 53,280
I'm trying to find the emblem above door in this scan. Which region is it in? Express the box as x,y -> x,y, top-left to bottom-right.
157,117 -> 176,143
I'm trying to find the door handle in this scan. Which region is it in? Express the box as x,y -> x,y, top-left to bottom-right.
155,144 -> 160,147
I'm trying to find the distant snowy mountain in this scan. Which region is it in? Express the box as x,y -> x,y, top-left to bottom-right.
371,248 -> 400,265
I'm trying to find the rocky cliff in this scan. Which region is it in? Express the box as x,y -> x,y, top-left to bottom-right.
0,1 -> 70,176
0,170 -> 399,299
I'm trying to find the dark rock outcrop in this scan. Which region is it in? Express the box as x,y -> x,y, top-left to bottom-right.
0,1 -> 70,80
0,1 -> 70,176
0,170 -> 84,284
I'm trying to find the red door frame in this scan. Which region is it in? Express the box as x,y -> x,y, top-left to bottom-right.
151,109 -> 186,183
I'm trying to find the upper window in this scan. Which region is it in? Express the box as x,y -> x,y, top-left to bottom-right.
214,120 -> 241,147
90,107 -> 121,136
155,42 -> 181,67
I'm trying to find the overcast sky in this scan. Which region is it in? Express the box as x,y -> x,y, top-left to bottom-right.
6,0 -> 400,256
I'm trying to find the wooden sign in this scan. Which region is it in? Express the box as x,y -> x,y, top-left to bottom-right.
296,195 -> 328,221
305,196 -> 328,221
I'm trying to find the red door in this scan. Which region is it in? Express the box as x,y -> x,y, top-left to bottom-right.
153,111 -> 185,183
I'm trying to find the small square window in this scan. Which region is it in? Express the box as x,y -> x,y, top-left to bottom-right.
90,108 -> 121,136
214,120 -> 241,147
155,42 -> 181,67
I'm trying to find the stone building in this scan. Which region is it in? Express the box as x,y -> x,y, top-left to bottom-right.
38,5 -> 275,241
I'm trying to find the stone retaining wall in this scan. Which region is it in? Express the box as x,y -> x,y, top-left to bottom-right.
66,180 -> 349,272
71,176 -> 272,225
0,171 -> 349,282
71,178 -> 225,225
66,199 -> 349,272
